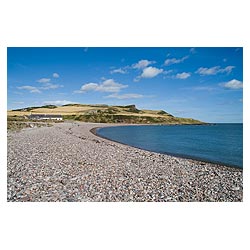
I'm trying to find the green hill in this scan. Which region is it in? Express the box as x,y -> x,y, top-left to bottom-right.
8,104 -> 206,125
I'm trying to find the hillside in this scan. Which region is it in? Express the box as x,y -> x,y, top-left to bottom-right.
8,104 -> 205,124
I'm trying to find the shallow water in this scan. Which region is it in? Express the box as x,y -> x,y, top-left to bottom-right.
97,123 -> 243,168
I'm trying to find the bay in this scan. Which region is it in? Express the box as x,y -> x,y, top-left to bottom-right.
97,123 -> 243,168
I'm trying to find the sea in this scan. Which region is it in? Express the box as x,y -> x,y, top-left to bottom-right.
96,123 -> 243,168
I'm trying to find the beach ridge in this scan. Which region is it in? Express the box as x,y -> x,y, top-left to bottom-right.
7,122 -> 243,202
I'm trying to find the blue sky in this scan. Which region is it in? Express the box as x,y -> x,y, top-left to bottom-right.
7,47 -> 243,123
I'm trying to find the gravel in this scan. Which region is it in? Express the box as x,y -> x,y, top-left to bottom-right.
7,121 -> 243,202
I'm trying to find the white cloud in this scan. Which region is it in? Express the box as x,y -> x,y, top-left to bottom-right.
76,79 -> 128,93
97,79 -> 127,92
140,66 -> 163,78
132,59 -> 155,69
17,75 -> 63,94
43,100 -> 74,106
17,83 -> 63,93
163,70 -> 173,75
17,85 -> 41,93
196,66 -> 219,75
79,83 -> 99,92
110,68 -> 127,74
221,79 -> 243,89
176,72 -> 191,79
196,66 -> 235,75
164,56 -> 189,66
105,93 -> 144,99
37,78 -> 51,83
110,59 -> 155,76
221,66 -> 235,73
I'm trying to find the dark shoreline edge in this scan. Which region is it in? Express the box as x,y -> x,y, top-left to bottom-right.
90,126 -> 242,171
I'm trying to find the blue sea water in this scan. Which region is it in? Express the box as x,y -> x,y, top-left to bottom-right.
97,124 -> 243,168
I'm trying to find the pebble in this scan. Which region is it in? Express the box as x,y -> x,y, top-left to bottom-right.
7,121 -> 243,202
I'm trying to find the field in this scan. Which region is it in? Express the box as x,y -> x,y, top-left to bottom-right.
7,104 -> 205,124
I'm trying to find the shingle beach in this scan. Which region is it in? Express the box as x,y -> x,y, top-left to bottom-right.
7,122 -> 243,202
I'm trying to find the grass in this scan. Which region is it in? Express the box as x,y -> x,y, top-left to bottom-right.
8,104 -> 206,125
7,121 -> 53,131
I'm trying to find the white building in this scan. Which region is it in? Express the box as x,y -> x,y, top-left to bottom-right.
28,114 -> 63,121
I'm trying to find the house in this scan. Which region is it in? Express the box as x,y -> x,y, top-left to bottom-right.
28,114 -> 63,121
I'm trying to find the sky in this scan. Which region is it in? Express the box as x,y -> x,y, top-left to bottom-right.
7,47 -> 243,123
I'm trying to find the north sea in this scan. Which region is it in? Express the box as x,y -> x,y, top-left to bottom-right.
97,123 -> 243,168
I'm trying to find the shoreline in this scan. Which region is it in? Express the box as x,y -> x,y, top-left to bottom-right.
7,121 -> 243,202
90,125 -> 242,171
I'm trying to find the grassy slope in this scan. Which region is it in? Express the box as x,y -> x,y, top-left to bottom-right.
7,104 -> 205,124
